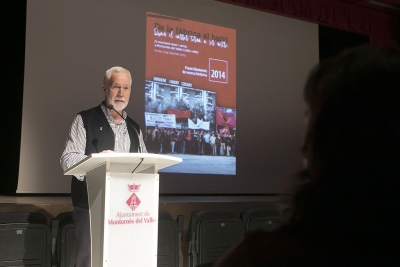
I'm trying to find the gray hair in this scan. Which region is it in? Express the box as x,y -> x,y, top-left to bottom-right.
103,66 -> 132,86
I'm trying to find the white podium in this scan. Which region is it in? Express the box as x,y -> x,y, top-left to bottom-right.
64,153 -> 182,267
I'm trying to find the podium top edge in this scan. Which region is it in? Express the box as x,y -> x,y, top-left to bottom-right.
63,152 -> 182,175
87,152 -> 182,161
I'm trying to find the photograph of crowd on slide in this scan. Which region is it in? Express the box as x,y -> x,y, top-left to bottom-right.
144,12 -> 236,175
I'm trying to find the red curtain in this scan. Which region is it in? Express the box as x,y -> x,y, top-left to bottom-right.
216,0 -> 399,47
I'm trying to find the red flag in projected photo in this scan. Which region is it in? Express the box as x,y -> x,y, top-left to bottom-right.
216,106 -> 236,128
167,108 -> 191,118
219,126 -> 231,135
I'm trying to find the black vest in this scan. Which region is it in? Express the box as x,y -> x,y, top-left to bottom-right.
71,105 -> 141,208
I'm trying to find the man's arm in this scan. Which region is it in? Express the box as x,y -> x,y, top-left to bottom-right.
60,114 -> 87,180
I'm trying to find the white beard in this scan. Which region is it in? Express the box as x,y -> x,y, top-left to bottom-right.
107,96 -> 128,111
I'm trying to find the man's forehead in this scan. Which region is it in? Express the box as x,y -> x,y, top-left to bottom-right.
110,72 -> 131,84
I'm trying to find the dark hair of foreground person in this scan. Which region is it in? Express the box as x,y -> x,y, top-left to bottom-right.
214,45 -> 400,267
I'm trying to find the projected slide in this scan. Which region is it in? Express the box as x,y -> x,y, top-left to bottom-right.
144,12 -> 236,175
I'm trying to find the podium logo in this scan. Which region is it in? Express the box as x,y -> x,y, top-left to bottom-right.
128,183 -> 140,192
126,183 -> 141,211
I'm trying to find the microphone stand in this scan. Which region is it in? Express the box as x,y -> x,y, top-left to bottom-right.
107,104 -> 143,153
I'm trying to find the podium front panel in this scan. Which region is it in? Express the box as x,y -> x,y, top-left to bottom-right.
74,154 -> 181,267
104,173 -> 159,267
87,166 -> 160,267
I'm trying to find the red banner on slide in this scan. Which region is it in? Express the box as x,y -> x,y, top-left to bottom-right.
167,108 -> 191,118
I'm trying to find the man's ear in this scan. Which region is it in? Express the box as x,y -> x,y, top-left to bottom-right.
102,84 -> 106,94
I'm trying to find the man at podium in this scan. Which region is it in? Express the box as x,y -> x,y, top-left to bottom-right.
60,66 -> 147,267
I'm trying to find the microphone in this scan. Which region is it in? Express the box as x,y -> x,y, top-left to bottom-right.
107,104 -> 142,153
107,104 -> 117,113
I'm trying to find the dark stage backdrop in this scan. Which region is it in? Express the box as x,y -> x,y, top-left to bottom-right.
16,0 -> 318,194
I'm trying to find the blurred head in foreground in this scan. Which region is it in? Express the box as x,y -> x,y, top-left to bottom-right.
283,45 -> 400,260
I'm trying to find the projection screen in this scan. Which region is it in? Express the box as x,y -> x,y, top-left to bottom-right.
18,0 -> 318,194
